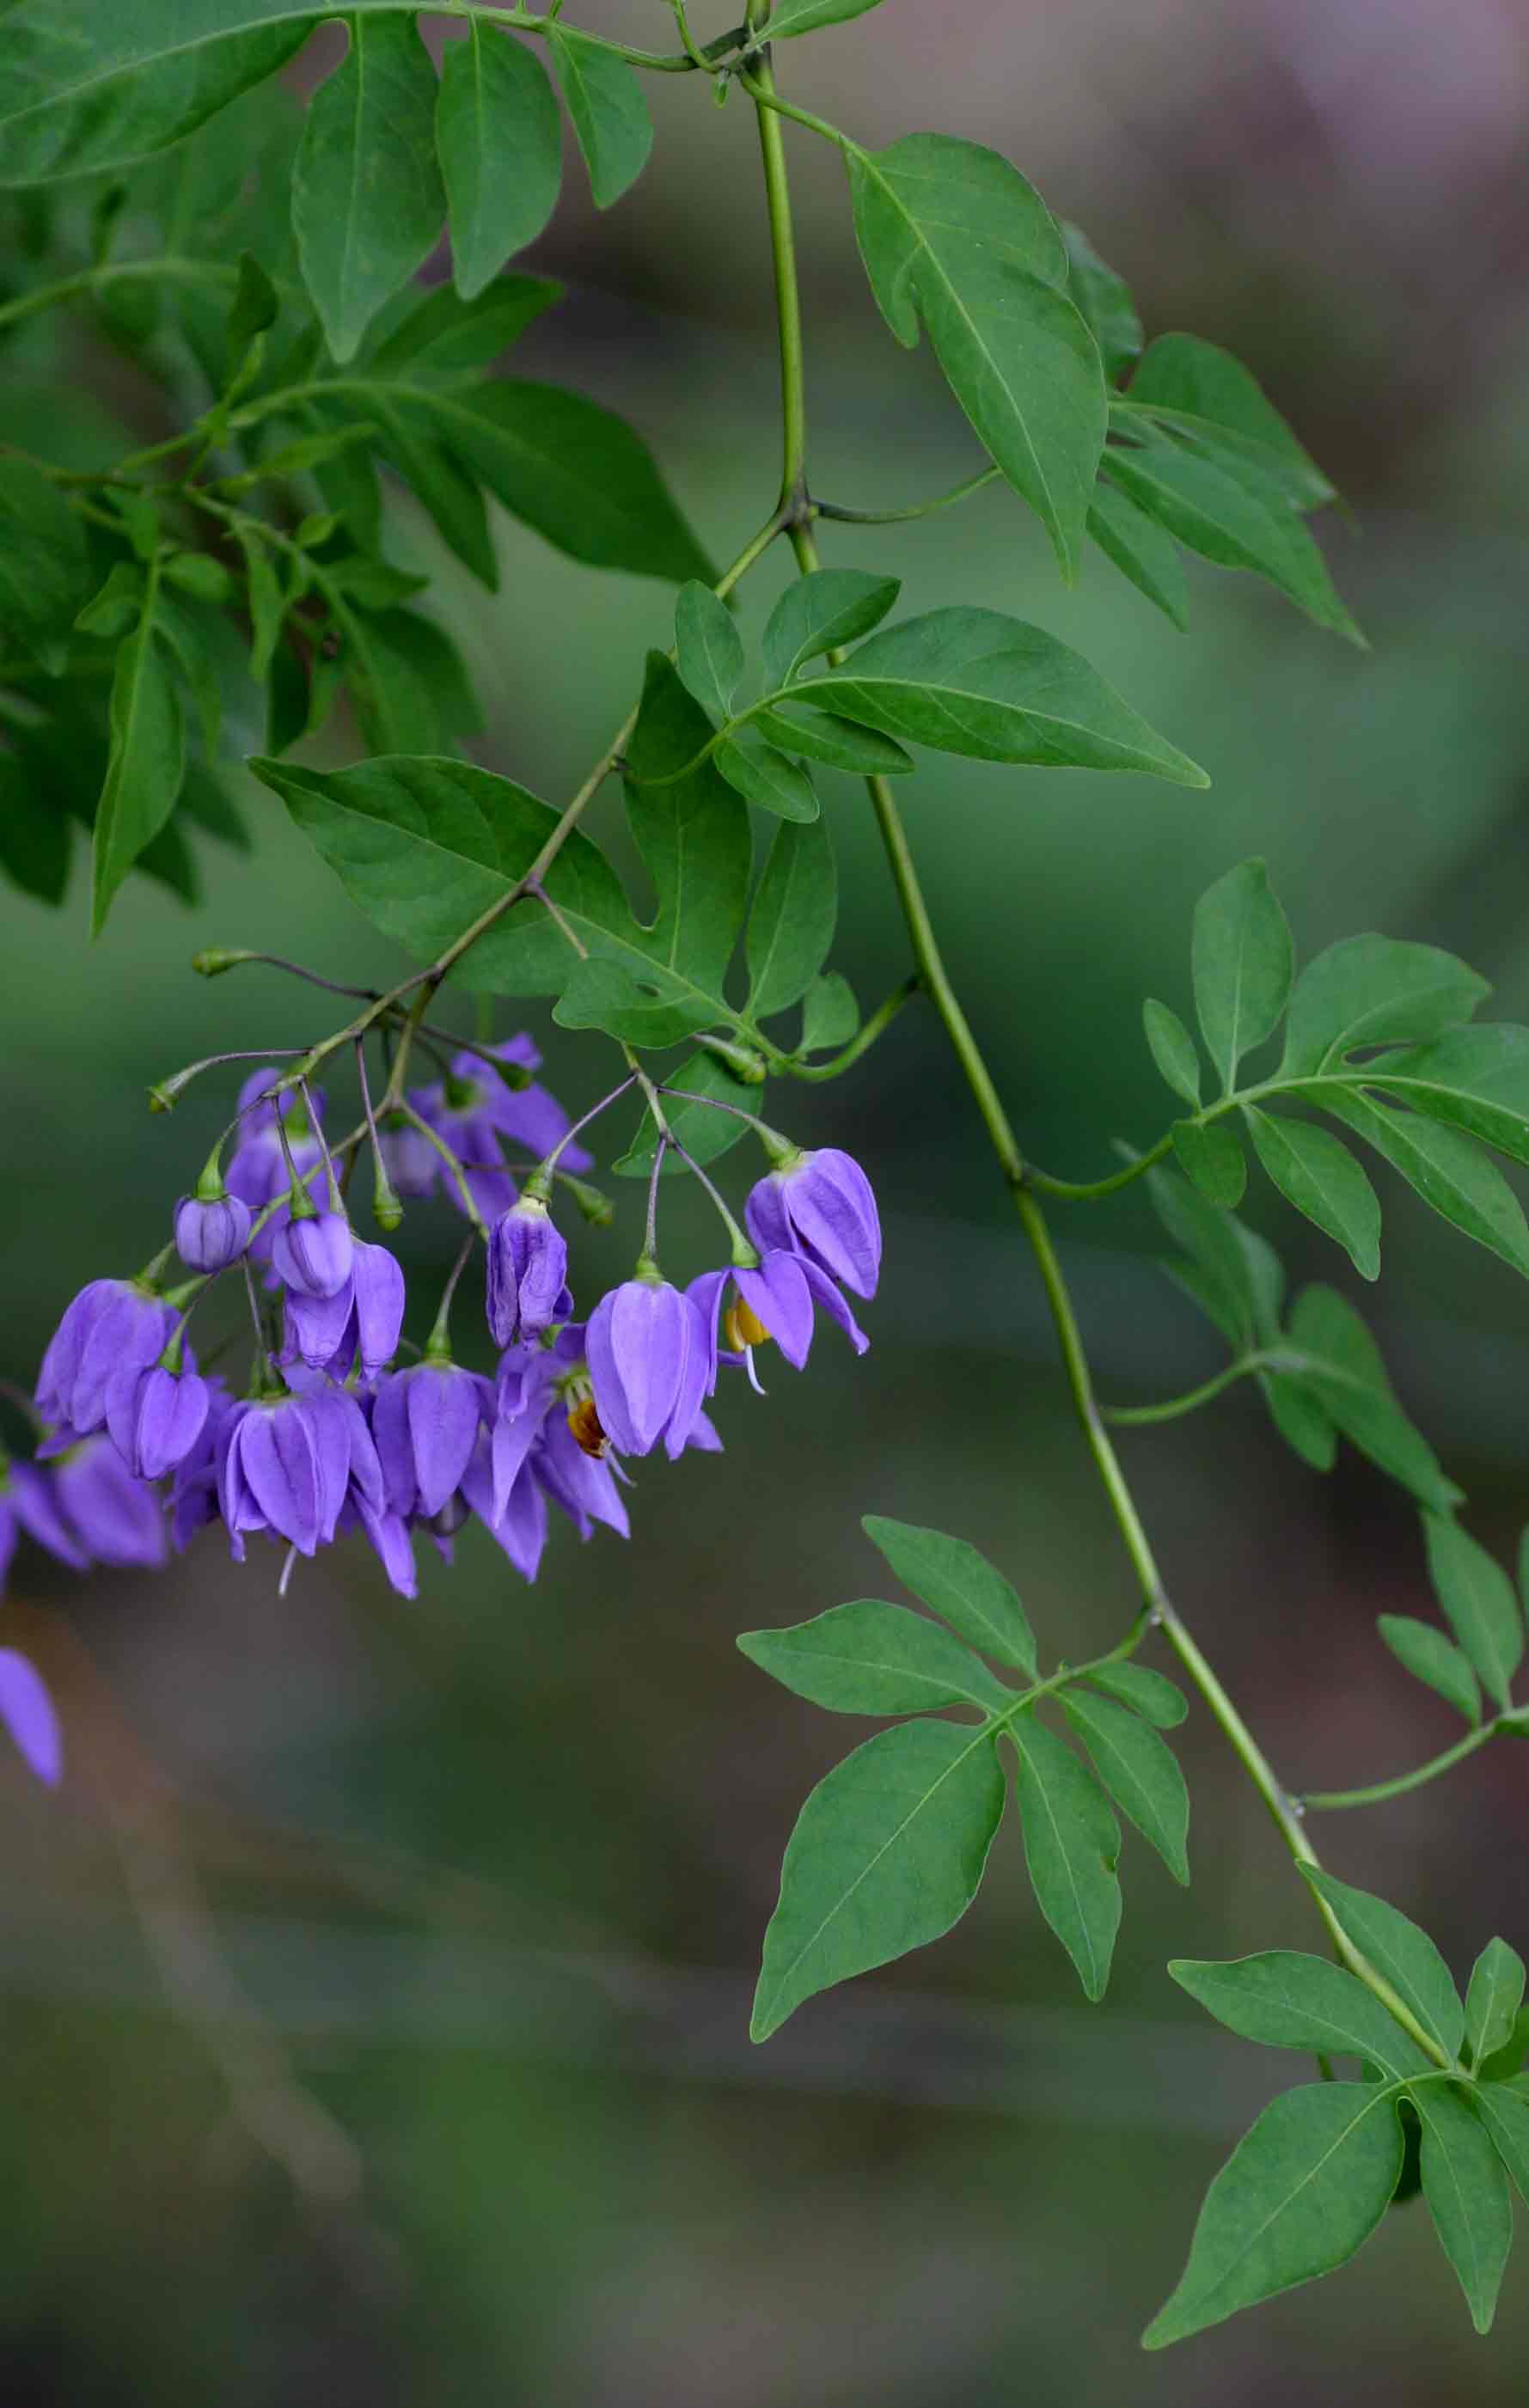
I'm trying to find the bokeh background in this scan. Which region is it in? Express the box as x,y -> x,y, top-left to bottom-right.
5,1 -> 1529,2398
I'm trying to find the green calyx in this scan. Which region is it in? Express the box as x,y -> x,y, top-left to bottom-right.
632,1253 -> 665,1287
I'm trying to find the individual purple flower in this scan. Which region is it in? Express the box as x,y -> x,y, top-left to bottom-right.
586,1276 -> 709,1461
173,1190 -> 252,1273
278,1239 -> 405,1378
486,1197 -> 571,1347
217,1384 -> 381,1561
371,1361 -> 486,1519
689,1250 -> 869,1393
52,1439 -> 167,1568
378,1115 -> 440,1199
0,1649 -> 62,1786
745,1147 -> 881,1299
412,1036 -> 593,1224
486,1343 -> 559,1521
35,1278 -> 175,1438
105,1360 -> 211,1482
272,1208 -> 353,1301
225,1073 -> 328,1263
0,1459 -> 89,1590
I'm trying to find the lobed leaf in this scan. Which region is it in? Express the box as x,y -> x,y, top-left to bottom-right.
1314,1090 -> 1529,1280
1278,934 -> 1489,1079
1282,1287 -> 1459,1513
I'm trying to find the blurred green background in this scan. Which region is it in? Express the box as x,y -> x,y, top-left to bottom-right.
5,1 -> 1529,2398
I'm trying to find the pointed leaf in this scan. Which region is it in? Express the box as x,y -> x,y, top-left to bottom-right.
1350,1024 -> 1529,1168
761,571 -> 901,689
737,1599 -> 1015,1717
751,1720 -> 1005,2041
674,581 -> 745,723
1061,1688 -> 1189,1883
292,17 -> 444,364
753,705 -> 914,778
547,24 -> 651,210
1061,223 -> 1142,383
714,736 -> 819,823
1143,1159 -> 1257,1348
1143,2084 -> 1402,2348
368,276 -> 560,378
1377,1616 -> 1481,1727
1172,1117 -> 1245,1208
747,816 -> 837,1021
1265,1372 -> 1339,1472
800,973 -> 859,1056
437,24 -> 560,300
1300,1867 -> 1464,2060
1314,1089 -> 1529,1278
1412,2082 -> 1513,2334
1191,859 -> 1293,1091
1279,934 -> 1489,1078
1143,999 -> 1201,1106
1474,2081 -> 1529,2203
1284,1287 -> 1459,1513
862,1515 -> 1037,1674
767,0 -> 888,32
1127,333 -> 1334,509
1465,1940 -> 1526,2069
0,458 -> 89,674
91,587 -> 185,936
1171,1953 -> 1430,2075
1009,1716 -> 1121,2002
1082,1662 -> 1187,1727
1423,1516 -> 1523,1712
1246,1109 -> 1380,1279
1089,480 -> 1189,627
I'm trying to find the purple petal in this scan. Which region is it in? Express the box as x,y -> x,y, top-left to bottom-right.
737,1253 -> 816,1370
0,1649 -> 62,1785
370,1375 -> 416,1515
661,1296 -> 711,1461
132,1366 -> 211,1482
743,1176 -> 793,1263
278,1281 -> 356,1372
9,1463 -> 89,1571
351,1242 -> 406,1377
352,1498 -> 418,1599
683,1269 -> 730,1395
52,1441 -> 167,1567
407,1366 -> 482,1518
588,1281 -> 687,1458
241,1403 -> 322,1554
786,1149 -> 881,1299
798,1260 -> 870,1355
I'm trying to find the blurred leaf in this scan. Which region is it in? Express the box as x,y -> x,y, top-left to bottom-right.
1144,2085 -> 1401,2348
1061,223 -> 1142,382
1081,1662 -> 1187,1727
1377,1615 -> 1481,1727
1143,998 -> 1200,1106
862,1514 -> 1037,1674
1278,935 -> 1489,1079
674,580 -> 743,722
750,1720 -> 1005,2041
799,972 -> 859,1056
1143,1159 -> 1257,1348
737,1599 -> 1014,1716
1088,480 -> 1189,628
849,134 -> 1104,578
345,604 -> 483,756
0,458 -> 89,674
714,735 -> 819,822
1413,2084 -> 1512,2333
752,704 -> 914,777
1246,1109 -> 1379,1279
1317,1090 -> 1529,1278
75,560 -> 145,640
547,25 -> 652,210
225,248 -> 278,358
1009,1715 -> 1121,2002
1466,1941 -> 1526,2069
1300,1867 -> 1463,2060
0,755 -> 71,903
369,275 -> 561,378
1171,1952 -> 1430,2075
1284,1287 -> 1459,1513
1264,1371 -> 1338,1473
768,0 -> 888,32
1423,1517 -> 1523,1713
234,526 -> 284,681
1127,333 -> 1334,509
1172,1116 -> 1245,1207
89,611 -> 185,936
292,16 -> 444,364
747,815 -> 837,1021
761,570 -> 900,688
1190,858 -> 1293,1091
1061,1688 -> 1189,1884
437,24 -> 561,299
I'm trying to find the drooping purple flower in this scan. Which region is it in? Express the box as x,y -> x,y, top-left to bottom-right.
0,1459 -> 89,1590
745,1147 -> 881,1299
52,1438 -> 167,1568
586,1276 -> 709,1461
342,1494 -> 419,1599
411,1036 -> 593,1224
272,1209 -> 353,1301
0,1650 -> 62,1786
461,1429 -> 549,1580
486,1198 -> 571,1347
378,1115 -> 440,1199
278,1240 -> 405,1378
224,1073 -> 328,1264
689,1250 -> 869,1394
173,1191 -> 253,1273
105,1360 -> 211,1482
532,1409 -> 630,1540
35,1279 -> 176,1438
217,1384 -> 381,1561
371,1361 -> 486,1519
487,1344 -> 559,1521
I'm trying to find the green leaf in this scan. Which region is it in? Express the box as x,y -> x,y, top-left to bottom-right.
1061,223 -> 1142,383
292,16 -> 445,364
1061,1688 -> 1189,1884
1172,1117 -> 1245,1208
1473,2081 -> 1529,2201
1143,2084 -> 1403,2348
612,1048 -> 759,1179
368,276 -> 561,377
1143,998 -> 1201,1106
714,736 -> 819,823
0,757 -> 71,905
1008,1716 -> 1121,2002
750,1720 -> 1005,2041
0,458 -> 89,673
0,8 -> 309,186
1347,1026 -> 1529,1170
1081,1662 -> 1187,1727
1088,480 -> 1189,629
1191,858 -> 1293,1091
1265,1372 -> 1339,1474
1465,1941 -> 1526,2069
753,704 -> 914,778
1279,934 -> 1489,1079
1423,1516 -> 1523,1713
75,561 -> 145,640
862,1515 -> 1037,1675
800,972 -> 859,1056
674,582 -> 744,723
437,24 -> 560,300
1106,423 -> 1361,642
357,403 -> 496,585
438,381 -> 713,584
1126,333 -> 1334,509
547,24 -> 651,211
1377,1616 -> 1481,1727
849,135 -> 1104,578
747,816 -> 837,1021
1412,2082 -> 1513,2334
761,570 -> 901,689
804,607 -> 1208,785
1283,1287 -> 1459,1513
90,579 -> 185,936
1314,1089 -> 1529,1279
1300,1867 -> 1464,2060
162,552 -> 236,606
1171,1953 -> 1431,2075
225,248 -> 278,358
553,956 -> 715,1047
343,604 -> 483,757
1143,1162 -> 1257,1349
766,0 -> 887,33
1245,1109 -> 1380,1280
737,1599 -> 1014,1717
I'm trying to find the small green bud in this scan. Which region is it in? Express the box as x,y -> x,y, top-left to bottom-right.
192,947 -> 258,978
694,1033 -> 768,1086
561,1175 -> 614,1227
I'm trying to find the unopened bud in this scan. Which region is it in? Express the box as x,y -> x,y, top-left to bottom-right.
192,947 -> 258,978
694,1034 -> 769,1085
562,1175 -> 614,1227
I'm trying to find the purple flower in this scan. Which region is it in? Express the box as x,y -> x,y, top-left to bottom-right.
371,1362 -> 486,1519
586,1277 -> 709,1460
278,1239 -> 405,1378
0,1650 -> 62,1786
225,1074 -> 328,1263
745,1147 -> 881,1299
412,1037 -> 593,1224
105,1360 -> 211,1481
378,1116 -> 440,1198
487,1344 -> 559,1521
35,1279 -> 175,1437
0,1460 -> 89,1590
52,1438 -> 167,1568
461,1430 -> 549,1580
272,1209 -> 353,1301
217,1384 -> 381,1561
173,1191 -> 252,1273
170,1378 -> 234,1552
343,1494 -> 419,1599
689,1250 -> 869,1393
486,1198 -> 570,1347
533,1409 -> 630,1540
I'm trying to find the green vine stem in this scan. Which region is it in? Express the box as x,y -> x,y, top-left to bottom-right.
1302,1716 -> 1526,1812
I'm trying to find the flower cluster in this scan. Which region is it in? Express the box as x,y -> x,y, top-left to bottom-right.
0,1028 -> 881,1781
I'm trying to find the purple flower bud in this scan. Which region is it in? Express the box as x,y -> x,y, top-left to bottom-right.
0,1460 -> 89,1590
272,1209 -> 354,1300
52,1439 -> 167,1568
745,1148 -> 881,1299
105,1361 -> 211,1482
370,1363 -> 486,1519
0,1649 -> 62,1786
35,1279 -> 176,1438
173,1191 -> 253,1272
586,1277 -> 709,1460
486,1199 -> 570,1347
